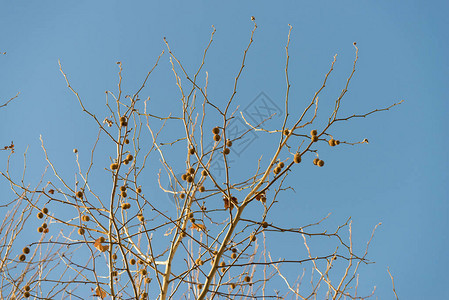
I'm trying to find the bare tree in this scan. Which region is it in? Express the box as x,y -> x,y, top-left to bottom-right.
0,21 -> 402,300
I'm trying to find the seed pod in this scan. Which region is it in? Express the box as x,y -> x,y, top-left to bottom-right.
138,215 -> 144,222
23,291 -> 30,298
48,189 -> 55,195
43,228 -> 49,233
24,285 -> 31,291
121,203 -> 130,209
283,129 -> 289,135
311,135 -> 318,142
213,134 -> 221,142
120,185 -> 126,192
120,121 -> 128,127
130,258 -> 136,265
121,191 -> 127,198
186,175 -> 194,183
199,186 -> 205,192
19,254 -> 26,261
140,269 -> 147,276
76,191 -> 83,199
335,140 -> 340,145
181,174 -> 188,181
188,148 -> 195,155
73,148 -> 78,153
99,236 -> 105,243
198,283 -> 203,289
223,148 -> 230,155
110,163 -> 119,170
250,234 -> 256,242
231,252 -> 237,259
180,193 -> 186,199
196,258 -> 204,266
188,167 -> 195,174
278,162 -> 284,168
124,139 -> 130,144
313,158 -> 320,165
23,247 -> 30,254
274,166 -> 281,174
123,159 -> 129,165
37,227 -> 44,233
244,275 -> 251,283
226,140 -> 233,147
112,253 -> 117,260
231,247 -> 237,253
42,223 -> 47,229
328,139 -> 336,147
262,221 -> 268,228
212,127 -> 220,134
37,212 -> 44,219
82,215 -> 90,222
310,129 -> 317,136
42,207 -> 48,214
230,283 -> 236,289
136,187 -> 142,193
78,228 -> 85,235
145,278 -> 152,284
318,160 -> 325,167
201,170 -> 208,177
126,154 -> 133,161
119,116 -> 126,123
294,153 -> 301,163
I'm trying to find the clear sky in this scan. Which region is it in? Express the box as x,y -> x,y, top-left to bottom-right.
1,1 -> 448,299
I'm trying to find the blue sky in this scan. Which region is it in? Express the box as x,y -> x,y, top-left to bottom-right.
1,1 -> 448,298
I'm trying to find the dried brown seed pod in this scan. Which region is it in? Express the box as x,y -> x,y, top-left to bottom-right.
78,228 -> 85,235
138,215 -> 145,222
273,166 -> 281,174
278,162 -> 284,168
42,223 -> 47,229
310,129 -> 317,136
37,212 -> 44,219
136,187 -> 142,193
294,153 -> 301,163
198,283 -> 203,289
231,252 -> 237,259
244,275 -> 251,283
43,228 -> 49,233
123,159 -> 129,165
311,135 -> 318,142
188,148 -> 195,155
120,185 -> 126,191
262,221 -> 268,228
73,148 -> 78,153
188,167 -> 195,174
24,285 -> 31,291
119,116 -> 126,123
181,174 -> 188,181
212,127 -> 220,134
223,148 -> 230,155
82,215 -> 90,222
313,158 -> 320,165
37,227 -> 43,233
283,129 -> 289,135
186,175 -> 194,183
23,291 -> 30,298
121,203 -> 130,209
23,247 -> 30,254
121,191 -> 127,198
42,207 -> 48,214
213,134 -> 221,142
201,169 -> 208,176
76,191 -> 83,198
110,163 -> 119,170
126,154 -> 133,161
230,283 -> 236,289
48,189 -> 55,194
179,193 -> 186,199
226,139 -> 233,147
145,278 -> 152,284
112,253 -> 117,260
140,269 -> 147,276
250,234 -> 256,242
335,140 -> 340,145
99,236 -> 105,243
130,258 -> 136,265
19,254 -> 26,261
124,139 -> 130,144
231,247 -> 237,253
328,139 -> 336,147
318,160 -> 325,167
120,121 -> 128,127
199,186 -> 205,192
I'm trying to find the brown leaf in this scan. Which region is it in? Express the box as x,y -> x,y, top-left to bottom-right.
91,286 -> 107,298
191,223 -> 206,232
94,238 -> 108,252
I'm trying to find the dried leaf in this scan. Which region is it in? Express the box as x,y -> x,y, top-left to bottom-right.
191,223 -> 206,232
91,286 -> 107,298
94,238 -> 108,252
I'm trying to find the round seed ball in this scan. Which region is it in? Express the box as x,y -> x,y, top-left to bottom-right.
311,135 -> 318,142
283,129 -> 289,135
140,269 -> 147,276
250,234 -> 256,242
212,127 -> 220,134
124,139 -> 130,144
73,148 -> 78,153
19,254 -> 26,261
313,158 -> 320,165
76,191 -> 83,198
130,258 -> 136,265
198,283 -> 203,289
126,154 -> 133,161
24,285 -> 30,291
262,221 -> 268,228
41,223 -> 47,229
180,193 -> 186,199
318,160 -> 325,167
335,140 -> 340,145
23,291 -> 30,298
226,140 -> 233,147
82,215 -> 90,222
230,283 -> 236,289
328,139 -> 336,147
23,247 -> 30,254
188,167 -> 195,174
189,148 -> 195,155
112,253 -> 117,260
121,191 -> 127,198
42,207 -> 48,214
223,148 -> 230,155
119,116 -> 126,123
37,227 -> 44,233
294,153 -> 301,163
37,212 -> 44,219
145,278 -> 152,284
136,187 -> 142,193
110,163 -> 119,170
244,275 -> 251,283
120,185 -> 126,192
231,252 -> 237,259
181,174 -> 187,181
186,175 -> 194,183
78,228 -> 85,235
310,129 -> 317,136
213,134 -> 221,142
278,162 -> 284,168
199,186 -> 205,192
201,170 -> 208,177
